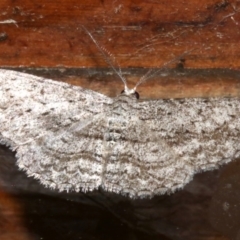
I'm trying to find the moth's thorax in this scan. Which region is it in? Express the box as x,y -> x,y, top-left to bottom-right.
104,93 -> 139,144
110,93 -> 138,116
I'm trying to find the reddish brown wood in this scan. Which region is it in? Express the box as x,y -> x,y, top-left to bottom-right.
0,0 -> 239,68
0,190 -> 34,240
0,0 -> 239,98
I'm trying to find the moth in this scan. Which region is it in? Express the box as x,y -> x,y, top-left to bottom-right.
0,27 -> 239,198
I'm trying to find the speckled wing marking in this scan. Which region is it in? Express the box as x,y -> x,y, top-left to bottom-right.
1,69 -> 240,198
0,69 -> 112,192
102,98 -> 240,198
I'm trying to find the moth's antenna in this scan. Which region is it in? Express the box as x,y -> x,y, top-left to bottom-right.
81,25 -> 128,91
133,48 -> 195,90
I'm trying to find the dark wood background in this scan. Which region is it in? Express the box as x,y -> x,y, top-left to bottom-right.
0,0 -> 240,239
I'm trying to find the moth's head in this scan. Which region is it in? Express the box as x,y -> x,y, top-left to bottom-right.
121,86 -> 139,99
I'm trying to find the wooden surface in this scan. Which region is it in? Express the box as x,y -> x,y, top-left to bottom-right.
0,0 -> 240,98
0,0 -> 240,68
0,0 -> 240,239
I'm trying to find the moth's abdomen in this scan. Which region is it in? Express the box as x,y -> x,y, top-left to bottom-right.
104,117 -> 127,142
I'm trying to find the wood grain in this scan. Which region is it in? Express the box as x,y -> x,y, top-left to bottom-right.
0,0 -> 239,99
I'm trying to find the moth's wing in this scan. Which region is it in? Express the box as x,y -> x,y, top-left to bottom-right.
0,69 -> 112,191
138,98 -> 240,170
103,98 -> 240,198
15,114 -> 108,192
